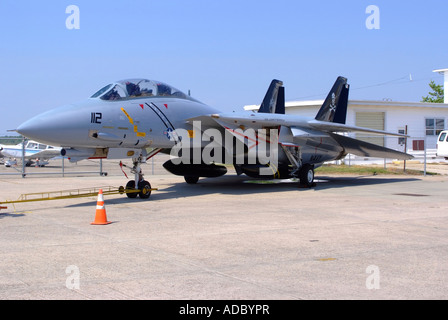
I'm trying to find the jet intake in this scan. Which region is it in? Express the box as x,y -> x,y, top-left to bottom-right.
163,160 -> 227,177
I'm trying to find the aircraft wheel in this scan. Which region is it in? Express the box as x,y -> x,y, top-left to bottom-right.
125,180 -> 138,198
184,176 -> 199,184
138,180 -> 152,199
299,164 -> 314,187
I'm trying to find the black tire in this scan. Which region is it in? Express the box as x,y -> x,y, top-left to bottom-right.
184,176 -> 199,184
299,164 -> 314,187
138,180 -> 152,199
125,180 -> 138,198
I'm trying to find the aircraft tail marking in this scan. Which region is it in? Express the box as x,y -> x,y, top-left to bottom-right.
315,76 -> 349,124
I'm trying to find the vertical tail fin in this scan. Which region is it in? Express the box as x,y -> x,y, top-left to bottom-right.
257,79 -> 285,114
314,76 -> 349,124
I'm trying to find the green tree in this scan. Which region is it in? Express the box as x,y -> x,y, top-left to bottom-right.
421,80 -> 444,103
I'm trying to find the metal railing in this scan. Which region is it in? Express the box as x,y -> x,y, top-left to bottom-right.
0,136 -> 105,177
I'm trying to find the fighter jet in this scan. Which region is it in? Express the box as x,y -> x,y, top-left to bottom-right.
0,140 -> 61,167
15,77 -> 412,198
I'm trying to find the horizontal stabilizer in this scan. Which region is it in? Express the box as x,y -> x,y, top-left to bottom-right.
330,133 -> 413,160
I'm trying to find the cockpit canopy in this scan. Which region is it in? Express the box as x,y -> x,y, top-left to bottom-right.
91,79 -> 195,101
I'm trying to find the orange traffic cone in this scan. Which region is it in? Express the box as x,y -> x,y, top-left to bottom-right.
91,189 -> 112,225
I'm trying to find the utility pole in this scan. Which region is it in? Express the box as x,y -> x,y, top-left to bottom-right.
432,69 -> 448,104
403,125 -> 407,173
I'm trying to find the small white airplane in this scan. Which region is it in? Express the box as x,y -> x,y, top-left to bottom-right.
0,140 -> 61,167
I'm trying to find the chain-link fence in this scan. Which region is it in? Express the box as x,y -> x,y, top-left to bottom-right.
0,136 -> 169,178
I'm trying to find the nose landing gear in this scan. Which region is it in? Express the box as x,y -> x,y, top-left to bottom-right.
120,151 -> 157,199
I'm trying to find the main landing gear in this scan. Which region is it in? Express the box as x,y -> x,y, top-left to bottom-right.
298,163 -> 315,188
184,176 -> 199,184
281,145 -> 315,188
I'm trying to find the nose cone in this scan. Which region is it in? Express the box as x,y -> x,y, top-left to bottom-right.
16,104 -> 86,146
16,115 -> 54,145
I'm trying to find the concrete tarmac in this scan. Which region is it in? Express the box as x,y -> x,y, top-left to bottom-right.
0,168 -> 447,300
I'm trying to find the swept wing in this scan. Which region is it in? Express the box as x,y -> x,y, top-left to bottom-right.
188,77 -> 412,161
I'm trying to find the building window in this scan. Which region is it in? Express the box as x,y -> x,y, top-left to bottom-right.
425,118 -> 445,136
398,129 -> 405,145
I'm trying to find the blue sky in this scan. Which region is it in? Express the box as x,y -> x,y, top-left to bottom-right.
1,0 -> 448,135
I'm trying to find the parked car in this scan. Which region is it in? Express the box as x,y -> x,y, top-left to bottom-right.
436,130 -> 448,160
